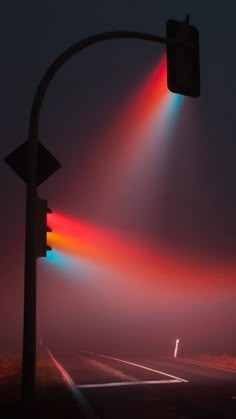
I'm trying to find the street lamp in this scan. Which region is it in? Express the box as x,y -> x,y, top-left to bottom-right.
4,16 -> 200,406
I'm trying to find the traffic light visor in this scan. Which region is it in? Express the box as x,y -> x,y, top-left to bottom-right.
166,19 -> 200,97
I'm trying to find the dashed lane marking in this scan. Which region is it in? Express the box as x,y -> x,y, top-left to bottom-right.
78,379 -> 182,389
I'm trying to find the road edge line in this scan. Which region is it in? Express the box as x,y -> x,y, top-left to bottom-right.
45,347 -> 99,419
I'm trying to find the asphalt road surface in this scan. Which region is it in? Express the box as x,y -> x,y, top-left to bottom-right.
47,348 -> 236,418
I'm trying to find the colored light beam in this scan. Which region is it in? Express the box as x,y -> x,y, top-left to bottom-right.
117,59 -> 183,156
118,90 -> 184,177
45,249 -> 111,280
74,56 -> 172,196
44,211 -> 236,297
115,55 -> 169,143
100,55 -> 175,162
96,64 -> 183,217
97,55 -> 170,150
86,55 -> 183,213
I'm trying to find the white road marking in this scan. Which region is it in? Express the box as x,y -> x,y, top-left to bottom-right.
46,347 -> 99,419
81,350 -> 188,383
86,357 -> 137,381
78,379 -> 181,389
47,348 -> 75,387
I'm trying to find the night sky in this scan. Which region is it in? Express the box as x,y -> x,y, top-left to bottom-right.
1,1 -> 236,356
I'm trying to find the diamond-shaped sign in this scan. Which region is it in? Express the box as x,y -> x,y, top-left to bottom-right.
4,141 -> 61,186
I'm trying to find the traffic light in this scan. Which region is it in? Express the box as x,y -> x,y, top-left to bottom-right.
166,15 -> 200,97
36,195 -> 52,257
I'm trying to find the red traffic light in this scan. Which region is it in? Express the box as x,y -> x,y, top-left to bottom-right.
36,196 -> 52,257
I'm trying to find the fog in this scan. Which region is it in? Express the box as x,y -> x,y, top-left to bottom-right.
37,249 -> 236,358
1,0 -> 235,360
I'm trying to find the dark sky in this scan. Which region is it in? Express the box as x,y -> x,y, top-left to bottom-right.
0,1 -> 236,356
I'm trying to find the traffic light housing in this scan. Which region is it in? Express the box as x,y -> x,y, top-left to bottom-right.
36,196 -> 52,257
166,16 -> 200,97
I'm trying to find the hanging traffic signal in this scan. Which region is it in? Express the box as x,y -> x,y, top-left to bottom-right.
36,196 -> 52,257
166,15 -> 200,97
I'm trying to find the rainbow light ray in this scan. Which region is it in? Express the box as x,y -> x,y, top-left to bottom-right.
103,55 -> 177,164
89,55 -> 184,209
96,65 -> 183,217
44,211 -> 236,297
45,249 -> 112,280
117,90 -> 184,183
74,56 -> 173,199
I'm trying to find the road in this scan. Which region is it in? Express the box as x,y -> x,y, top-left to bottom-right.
47,348 -> 236,418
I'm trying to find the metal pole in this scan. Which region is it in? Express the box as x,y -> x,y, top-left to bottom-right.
21,131 -> 39,406
22,183 -> 37,405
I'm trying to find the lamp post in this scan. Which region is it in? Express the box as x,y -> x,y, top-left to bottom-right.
23,32 -> 168,405
4,21 -> 200,406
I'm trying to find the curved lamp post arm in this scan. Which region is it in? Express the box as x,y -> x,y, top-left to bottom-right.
29,31 -> 167,144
